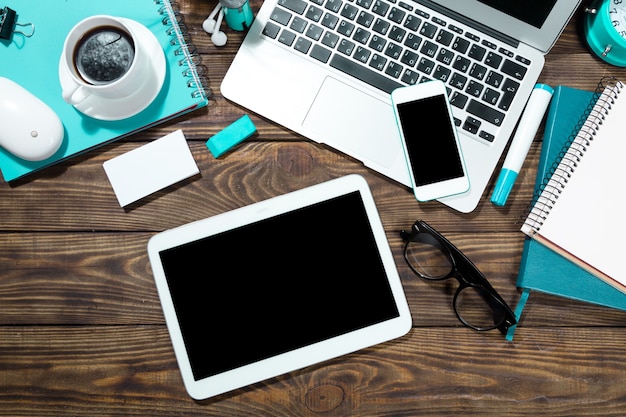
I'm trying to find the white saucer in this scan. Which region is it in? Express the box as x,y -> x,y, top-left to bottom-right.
59,18 -> 166,121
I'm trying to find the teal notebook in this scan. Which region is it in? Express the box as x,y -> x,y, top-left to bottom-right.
0,0 -> 208,181
506,84 -> 626,340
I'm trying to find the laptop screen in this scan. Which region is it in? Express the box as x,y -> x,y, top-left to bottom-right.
427,0 -> 580,53
476,0 -> 558,29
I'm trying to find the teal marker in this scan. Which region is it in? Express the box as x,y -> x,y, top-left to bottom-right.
491,84 -> 554,206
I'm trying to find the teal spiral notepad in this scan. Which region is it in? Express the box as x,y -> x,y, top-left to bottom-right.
0,0 -> 208,181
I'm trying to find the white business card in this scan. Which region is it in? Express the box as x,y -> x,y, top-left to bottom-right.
103,129 -> 199,207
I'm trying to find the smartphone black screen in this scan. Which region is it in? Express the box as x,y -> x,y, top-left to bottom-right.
396,94 -> 465,186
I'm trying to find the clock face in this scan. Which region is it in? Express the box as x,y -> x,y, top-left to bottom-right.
609,0 -> 626,39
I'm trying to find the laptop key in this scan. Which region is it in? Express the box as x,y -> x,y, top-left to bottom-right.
279,29 -> 297,46
306,23 -> 324,40
271,7 -> 293,25
401,68 -> 419,84
263,22 -> 281,39
306,5 -> 324,21
325,0 -> 343,13
449,73 -> 467,90
310,44 -> 333,62
290,16 -> 308,33
498,78 -> 519,111
353,27 -> 371,44
469,63 -> 487,80
384,42 -> 403,59
462,116 -> 481,134
482,87 -> 500,106
453,55 -> 470,72
420,22 -> 437,38
372,0 -> 390,17
452,36 -> 470,54
501,59 -> 527,80
388,7 -> 406,24
485,70 -> 503,88
294,37 -> 313,53
420,40 -> 438,58
329,53 -> 402,93
484,52 -> 503,69
465,80 -> 483,97
372,18 -> 391,35
369,34 -> 387,52
404,33 -> 421,50
450,91 -> 468,109
416,57 -> 434,74
369,53 -> 387,70
389,25 -> 406,42
468,44 -> 486,61
354,46 -> 371,63
337,20 -> 355,36
341,3 -> 359,20
280,0 -> 308,14
433,65 -> 451,82
479,131 -> 495,142
338,38 -> 356,55
357,10 -> 375,27
322,31 -> 340,47
322,12 -> 339,29
436,29 -> 453,46
467,99 -> 504,126
385,61 -> 403,78
404,15 -> 421,31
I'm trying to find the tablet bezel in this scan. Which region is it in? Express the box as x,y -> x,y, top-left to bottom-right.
147,175 -> 412,400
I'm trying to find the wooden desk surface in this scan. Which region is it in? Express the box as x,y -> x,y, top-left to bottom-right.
2,1 -> 626,415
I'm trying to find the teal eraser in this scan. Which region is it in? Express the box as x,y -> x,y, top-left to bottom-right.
490,168 -> 518,206
206,115 -> 257,158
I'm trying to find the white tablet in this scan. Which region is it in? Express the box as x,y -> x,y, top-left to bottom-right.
147,174 -> 412,400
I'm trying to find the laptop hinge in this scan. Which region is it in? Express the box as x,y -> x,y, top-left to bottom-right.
414,0 -> 520,48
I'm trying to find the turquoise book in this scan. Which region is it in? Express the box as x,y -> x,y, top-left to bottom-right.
506,84 -> 626,340
0,0 -> 208,181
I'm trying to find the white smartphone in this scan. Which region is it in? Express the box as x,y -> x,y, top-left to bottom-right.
391,80 -> 470,202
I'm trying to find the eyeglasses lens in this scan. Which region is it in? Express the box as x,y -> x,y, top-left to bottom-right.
404,233 -> 452,279
455,286 -> 506,330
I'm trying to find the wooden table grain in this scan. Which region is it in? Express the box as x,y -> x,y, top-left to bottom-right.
2,1 -> 626,415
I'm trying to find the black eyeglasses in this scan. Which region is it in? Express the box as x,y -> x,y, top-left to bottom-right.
400,220 -> 517,334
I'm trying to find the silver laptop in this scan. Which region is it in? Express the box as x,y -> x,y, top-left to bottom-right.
222,0 -> 581,212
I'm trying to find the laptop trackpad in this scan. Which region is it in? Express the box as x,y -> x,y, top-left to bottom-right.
302,77 -> 399,168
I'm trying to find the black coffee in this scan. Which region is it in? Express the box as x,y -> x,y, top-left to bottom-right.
74,26 -> 135,85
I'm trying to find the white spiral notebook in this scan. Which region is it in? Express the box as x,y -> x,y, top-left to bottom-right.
521,78 -> 626,294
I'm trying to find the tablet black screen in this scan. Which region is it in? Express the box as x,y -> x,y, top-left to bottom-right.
159,191 -> 400,381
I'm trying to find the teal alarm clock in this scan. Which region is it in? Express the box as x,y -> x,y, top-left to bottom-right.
584,0 -> 626,66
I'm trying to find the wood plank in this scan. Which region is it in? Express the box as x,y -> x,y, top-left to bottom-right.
1,327 -> 626,416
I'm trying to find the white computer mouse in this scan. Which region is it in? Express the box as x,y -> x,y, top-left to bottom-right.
0,77 -> 64,161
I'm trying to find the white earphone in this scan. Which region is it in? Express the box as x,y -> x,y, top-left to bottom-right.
202,3 -> 227,47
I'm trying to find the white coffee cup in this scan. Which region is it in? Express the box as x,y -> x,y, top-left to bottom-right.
60,15 -> 150,107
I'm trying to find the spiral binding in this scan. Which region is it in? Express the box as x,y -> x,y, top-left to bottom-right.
155,0 -> 211,100
521,77 -> 623,233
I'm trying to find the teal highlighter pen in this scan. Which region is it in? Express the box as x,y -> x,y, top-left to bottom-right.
490,84 -> 554,206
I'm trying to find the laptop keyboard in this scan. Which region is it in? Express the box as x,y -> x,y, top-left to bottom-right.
261,0 -> 532,143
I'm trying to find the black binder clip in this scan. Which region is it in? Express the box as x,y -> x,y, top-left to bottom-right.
0,7 -> 35,40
